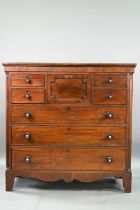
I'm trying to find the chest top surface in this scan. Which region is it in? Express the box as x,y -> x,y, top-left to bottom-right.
3,63 -> 136,73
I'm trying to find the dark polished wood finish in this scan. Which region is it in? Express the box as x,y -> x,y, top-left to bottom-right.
12,125 -> 126,146
94,74 -> 127,87
11,74 -> 45,87
12,147 -> 125,171
47,74 -> 90,104
3,63 -> 136,67
11,88 -> 45,103
94,89 -> 127,105
3,63 -> 136,192
11,105 -> 127,124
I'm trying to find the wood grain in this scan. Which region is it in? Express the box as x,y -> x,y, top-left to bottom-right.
4,63 -> 136,192
11,74 -> 45,87
11,105 -> 127,124
11,88 -> 45,103
12,147 -> 126,171
94,89 -> 127,105
48,74 -> 90,104
12,125 -> 126,146
94,74 -> 127,87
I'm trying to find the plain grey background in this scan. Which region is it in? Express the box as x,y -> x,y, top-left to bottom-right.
0,0 -> 139,167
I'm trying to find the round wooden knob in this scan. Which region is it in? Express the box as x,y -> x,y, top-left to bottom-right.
24,112 -> 32,118
106,156 -> 113,163
108,78 -> 113,84
107,134 -> 113,140
25,76 -> 31,83
24,132 -> 31,140
24,93 -> 31,99
24,155 -> 31,163
106,113 -> 113,119
107,94 -> 113,100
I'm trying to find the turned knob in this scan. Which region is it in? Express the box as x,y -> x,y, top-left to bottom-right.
107,94 -> 113,100
106,113 -> 113,119
24,112 -> 32,118
24,155 -> 31,163
24,93 -> 31,99
108,78 -> 113,84
25,76 -> 31,83
106,156 -> 113,163
107,134 -> 113,141
24,132 -> 31,140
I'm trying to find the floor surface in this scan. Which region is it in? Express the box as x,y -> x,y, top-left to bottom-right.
0,159 -> 140,210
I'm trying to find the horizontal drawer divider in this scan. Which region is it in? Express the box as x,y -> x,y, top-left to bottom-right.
11,170 -> 128,172
11,145 -> 127,149
11,169 -> 127,172
11,103 -> 46,104
94,87 -> 128,90
11,123 -> 128,126
11,87 -> 45,89
11,104 -> 128,107
10,104 -> 128,107
10,123 -> 128,127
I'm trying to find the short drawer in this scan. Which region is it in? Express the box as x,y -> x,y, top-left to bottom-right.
12,125 -> 126,146
94,74 -> 127,87
94,89 -> 127,105
11,105 -> 127,125
11,88 -> 45,103
11,74 -> 45,87
12,147 -> 125,171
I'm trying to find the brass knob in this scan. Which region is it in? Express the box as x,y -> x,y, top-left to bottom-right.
24,155 -> 31,163
25,76 -> 31,83
108,78 -> 113,84
107,134 -> 113,140
24,112 -> 32,118
106,113 -> 113,119
24,132 -> 31,140
107,94 -> 113,100
24,93 -> 31,99
106,156 -> 113,163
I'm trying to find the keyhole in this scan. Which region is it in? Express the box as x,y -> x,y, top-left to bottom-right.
67,107 -> 71,111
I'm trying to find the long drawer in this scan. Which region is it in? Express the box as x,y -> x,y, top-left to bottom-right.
11,105 -> 127,124
12,147 -> 125,170
12,125 -> 126,146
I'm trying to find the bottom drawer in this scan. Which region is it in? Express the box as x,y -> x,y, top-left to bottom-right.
12,147 -> 125,171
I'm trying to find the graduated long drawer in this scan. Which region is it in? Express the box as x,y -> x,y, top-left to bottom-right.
12,147 -> 126,171
12,125 -> 126,146
11,105 -> 127,124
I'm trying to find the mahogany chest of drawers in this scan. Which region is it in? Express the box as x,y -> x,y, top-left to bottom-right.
3,63 -> 136,192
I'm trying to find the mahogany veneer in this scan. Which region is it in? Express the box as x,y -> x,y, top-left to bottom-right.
3,63 -> 136,192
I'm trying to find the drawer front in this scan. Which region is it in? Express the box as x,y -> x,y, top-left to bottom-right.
12,147 -> 125,170
11,74 -> 45,87
11,89 -> 45,103
11,105 -> 127,124
12,125 -> 126,146
94,74 -> 127,87
47,74 -> 90,104
94,89 -> 127,105
70,127 -> 126,146
12,126 -> 68,145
